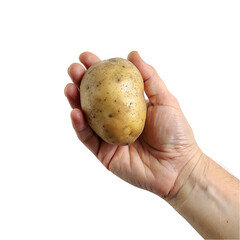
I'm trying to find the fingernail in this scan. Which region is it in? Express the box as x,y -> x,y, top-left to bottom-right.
133,50 -> 140,57
137,51 -> 143,60
134,50 -> 143,60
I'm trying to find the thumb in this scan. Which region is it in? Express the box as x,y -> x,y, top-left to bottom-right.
128,51 -> 178,107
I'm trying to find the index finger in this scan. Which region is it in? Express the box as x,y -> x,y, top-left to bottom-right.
79,52 -> 101,69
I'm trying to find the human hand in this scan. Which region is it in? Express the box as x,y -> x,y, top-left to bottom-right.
64,51 -> 203,198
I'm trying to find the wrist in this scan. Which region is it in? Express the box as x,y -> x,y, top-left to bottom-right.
165,151 -> 239,239
165,148 -> 208,207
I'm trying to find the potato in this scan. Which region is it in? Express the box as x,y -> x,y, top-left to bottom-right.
80,58 -> 146,145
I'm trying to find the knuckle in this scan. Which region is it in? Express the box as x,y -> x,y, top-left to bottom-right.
170,94 -> 180,107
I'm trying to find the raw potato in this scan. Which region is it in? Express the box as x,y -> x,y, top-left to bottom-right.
80,58 -> 146,145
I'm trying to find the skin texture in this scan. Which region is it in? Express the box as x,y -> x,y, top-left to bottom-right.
65,51 -> 239,239
167,156 -> 239,239
80,58 -> 146,145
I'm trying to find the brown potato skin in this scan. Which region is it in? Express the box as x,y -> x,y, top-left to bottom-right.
80,58 -> 146,145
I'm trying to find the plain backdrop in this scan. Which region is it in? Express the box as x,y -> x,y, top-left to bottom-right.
0,0 -> 239,239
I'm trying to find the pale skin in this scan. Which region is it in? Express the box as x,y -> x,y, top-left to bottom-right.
64,51 -> 240,239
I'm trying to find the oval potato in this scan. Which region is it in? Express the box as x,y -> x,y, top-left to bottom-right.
80,58 -> 146,145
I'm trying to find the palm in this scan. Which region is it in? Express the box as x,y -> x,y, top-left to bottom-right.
65,51 -> 197,197
97,102 -> 195,197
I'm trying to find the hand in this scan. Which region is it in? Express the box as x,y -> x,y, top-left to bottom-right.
64,51 -> 203,198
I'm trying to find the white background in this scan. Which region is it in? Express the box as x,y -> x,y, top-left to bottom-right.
0,0 -> 239,239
